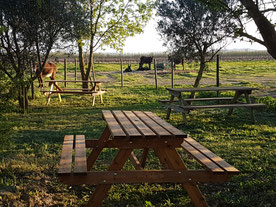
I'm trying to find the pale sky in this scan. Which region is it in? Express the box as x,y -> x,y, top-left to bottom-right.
101,18 -> 267,54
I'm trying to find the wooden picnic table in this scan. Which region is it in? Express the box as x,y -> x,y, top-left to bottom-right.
41,80 -> 106,105
164,86 -> 265,122
58,110 -> 239,207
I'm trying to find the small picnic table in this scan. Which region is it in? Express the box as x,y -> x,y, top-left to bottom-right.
58,110 -> 239,207
164,86 -> 265,122
41,80 -> 106,105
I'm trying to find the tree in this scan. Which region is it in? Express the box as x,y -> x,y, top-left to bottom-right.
0,0 -> 74,112
71,0 -> 154,89
201,0 -> 276,59
156,0 -> 235,94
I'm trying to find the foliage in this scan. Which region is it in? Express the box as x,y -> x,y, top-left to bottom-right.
156,0 -> 236,93
71,0 -> 154,84
0,0 -> 76,112
258,96 -> 276,111
200,0 -> 276,59
156,0 -> 235,61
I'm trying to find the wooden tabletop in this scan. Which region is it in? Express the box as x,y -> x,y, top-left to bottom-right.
167,86 -> 257,93
102,110 -> 187,139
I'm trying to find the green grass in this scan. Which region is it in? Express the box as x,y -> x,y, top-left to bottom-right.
0,60 -> 276,206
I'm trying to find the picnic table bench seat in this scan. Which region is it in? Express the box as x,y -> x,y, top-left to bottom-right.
165,87 -> 266,122
57,110 -> 239,207
159,97 -> 234,103
41,80 -> 106,105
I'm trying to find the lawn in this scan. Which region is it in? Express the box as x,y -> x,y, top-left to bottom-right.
0,60 -> 275,206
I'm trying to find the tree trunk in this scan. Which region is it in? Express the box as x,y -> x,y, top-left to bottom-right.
78,41 -> 89,89
190,55 -> 206,99
240,0 -> 276,59
18,84 -> 28,113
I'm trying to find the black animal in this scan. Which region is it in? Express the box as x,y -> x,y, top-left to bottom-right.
168,54 -> 184,70
138,56 -> 153,70
124,64 -> 132,72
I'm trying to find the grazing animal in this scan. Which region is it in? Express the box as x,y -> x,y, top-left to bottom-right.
124,64 -> 132,72
168,52 -> 185,70
36,61 -> 58,88
138,56 -> 153,70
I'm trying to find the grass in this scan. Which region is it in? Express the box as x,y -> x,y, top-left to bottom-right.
0,60 -> 276,206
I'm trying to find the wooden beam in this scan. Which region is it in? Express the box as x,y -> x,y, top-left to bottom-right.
85,138 -> 185,149
58,170 -> 234,185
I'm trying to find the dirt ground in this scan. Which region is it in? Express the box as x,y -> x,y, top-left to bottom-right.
95,70 -> 276,98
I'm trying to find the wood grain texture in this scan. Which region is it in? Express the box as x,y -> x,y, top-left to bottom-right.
74,135 -> 87,174
58,135 -> 74,174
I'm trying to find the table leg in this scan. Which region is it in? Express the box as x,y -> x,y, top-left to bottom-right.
92,96 -> 96,106
46,84 -> 54,105
129,151 -> 143,170
140,148 -> 149,168
87,126 -> 111,170
155,147 -> 208,207
245,92 -> 256,123
227,91 -> 242,116
166,95 -> 175,119
179,94 -> 188,122
86,149 -> 133,207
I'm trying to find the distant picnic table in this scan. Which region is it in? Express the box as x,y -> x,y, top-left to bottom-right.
161,86 -> 265,123
57,110 -> 239,206
41,80 -> 106,105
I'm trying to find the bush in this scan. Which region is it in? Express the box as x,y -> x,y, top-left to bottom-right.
258,96 -> 276,111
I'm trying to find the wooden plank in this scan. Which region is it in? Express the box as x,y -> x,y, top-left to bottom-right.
58,135 -> 74,174
160,97 -> 233,103
40,90 -> 104,94
59,170 -> 234,185
102,110 -> 126,139
46,80 -> 101,83
181,141 -> 224,173
112,110 -> 142,139
129,151 -> 143,170
123,111 -> 156,138
74,135 -> 87,174
181,103 -> 266,110
133,111 -> 172,138
85,138 -> 185,149
87,126 -> 111,170
144,111 -> 187,138
167,86 -> 257,93
185,138 -> 239,174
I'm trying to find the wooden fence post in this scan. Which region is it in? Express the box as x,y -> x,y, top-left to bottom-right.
74,58 -> 77,81
154,59 -> 158,90
216,55 -> 220,97
120,59 -> 123,87
64,59 -> 67,88
31,62 -> 34,99
171,61 -> 174,88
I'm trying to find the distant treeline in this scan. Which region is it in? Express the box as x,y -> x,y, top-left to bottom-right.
49,50 -> 274,64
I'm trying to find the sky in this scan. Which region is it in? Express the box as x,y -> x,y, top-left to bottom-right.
100,18 -> 267,54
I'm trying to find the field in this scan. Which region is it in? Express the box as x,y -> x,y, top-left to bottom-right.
0,60 -> 275,206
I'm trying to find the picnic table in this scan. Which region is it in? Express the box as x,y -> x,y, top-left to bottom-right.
162,86 -> 265,122
58,110 -> 239,207
41,80 -> 106,105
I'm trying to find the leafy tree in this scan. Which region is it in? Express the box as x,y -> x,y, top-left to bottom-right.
0,0 -> 74,112
201,0 -> 276,59
71,0 -> 154,89
156,0 -> 235,94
